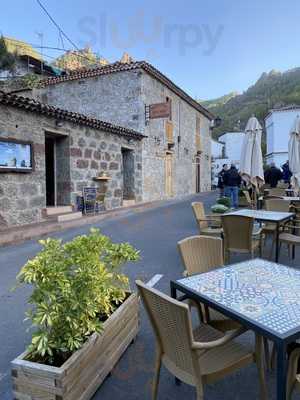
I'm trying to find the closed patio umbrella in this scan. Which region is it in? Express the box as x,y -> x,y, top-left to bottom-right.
240,116 -> 264,190
288,115 -> 300,194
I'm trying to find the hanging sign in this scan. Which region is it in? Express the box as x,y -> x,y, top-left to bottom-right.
149,102 -> 171,119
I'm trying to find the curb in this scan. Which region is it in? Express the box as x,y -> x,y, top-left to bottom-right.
0,191 -> 215,247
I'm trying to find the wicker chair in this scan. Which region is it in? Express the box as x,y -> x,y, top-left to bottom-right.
263,199 -> 291,258
178,235 -> 240,332
268,188 -> 286,197
221,215 -> 262,263
136,280 -> 267,400
191,202 -> 222,237
286,348 -> 300,399
242,190 -> 255,209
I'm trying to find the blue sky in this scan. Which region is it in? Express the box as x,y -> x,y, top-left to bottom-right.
2,0 -> 300,99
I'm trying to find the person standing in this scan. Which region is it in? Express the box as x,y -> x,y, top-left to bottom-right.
264,163 -> 283,188
223,164 -> 241,209
282,160 -> 292,184
217,164 -> 229,198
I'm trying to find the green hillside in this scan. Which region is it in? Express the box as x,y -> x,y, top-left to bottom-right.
200,68 -> 300,139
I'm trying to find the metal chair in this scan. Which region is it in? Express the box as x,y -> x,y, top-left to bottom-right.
136,280 -> 267,400
221,215 -> 262,263
191,202 -> 222,237
178,235 -> 240,332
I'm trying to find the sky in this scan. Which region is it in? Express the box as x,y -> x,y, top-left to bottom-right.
1,0 -> 300,100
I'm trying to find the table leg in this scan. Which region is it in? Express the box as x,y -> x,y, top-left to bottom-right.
275,222 -> 280,262
276,341 -> 287,400
170,283 -> 177,300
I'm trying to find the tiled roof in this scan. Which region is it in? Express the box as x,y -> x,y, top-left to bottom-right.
265,105 -> 300,120
38,61 -> 214,120
0,91 -> 145,140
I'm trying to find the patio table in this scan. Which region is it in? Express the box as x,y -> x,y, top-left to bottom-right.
225,209 -> 294,262
281,196 -> 300,202
170,258 -> 300,400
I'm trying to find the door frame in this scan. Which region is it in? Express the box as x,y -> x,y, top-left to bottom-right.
45,134 -> 57,207
165,151 -> 173,197
195,155 -> 201,193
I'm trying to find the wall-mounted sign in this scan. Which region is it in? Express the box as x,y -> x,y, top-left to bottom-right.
149,102 -> 171,119
0,138 -> 34,172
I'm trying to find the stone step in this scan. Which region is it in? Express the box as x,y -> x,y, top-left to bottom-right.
44,206 -> 73,216
56,212 -> 82,222
122,200 -> 136,207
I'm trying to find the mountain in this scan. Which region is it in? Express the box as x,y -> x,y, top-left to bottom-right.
200,68 -> 300,139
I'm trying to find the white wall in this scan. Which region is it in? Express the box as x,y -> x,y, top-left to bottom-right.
219,132 -> 244,162
211,139 -> 224,159
265,109 -> 300,167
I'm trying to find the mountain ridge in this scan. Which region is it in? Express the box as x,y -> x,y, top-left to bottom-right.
199,67 -> 300,139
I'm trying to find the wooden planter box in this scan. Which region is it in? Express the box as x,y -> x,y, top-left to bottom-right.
11,292 -> 139,400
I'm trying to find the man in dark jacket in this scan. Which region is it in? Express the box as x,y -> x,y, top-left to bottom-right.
282,160 -> 292,184
217,164 -> 229,197
223,164 -> 241,208
264,163 -> 283,188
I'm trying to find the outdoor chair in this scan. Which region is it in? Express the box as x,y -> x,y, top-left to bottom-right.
191,202 -> 222,237
242,190 -> 255,209
278,220 -> 300,260
286,348 -> 300,399
221,215 -> 262,263
178,235 -> 240,332
268,188 -> 286,197
135,280 -> 267,400
262,199 -> 291,258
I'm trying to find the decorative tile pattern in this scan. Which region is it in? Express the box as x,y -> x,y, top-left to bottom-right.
226,209 -> 294,222
178,259 -> 300,335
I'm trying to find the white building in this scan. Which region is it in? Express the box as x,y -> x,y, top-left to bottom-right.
211,132 -> 244,187
265,106 -> 300,167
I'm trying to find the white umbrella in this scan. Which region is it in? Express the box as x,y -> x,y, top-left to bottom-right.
240,116 -> 264,189
288,115 -> 300,194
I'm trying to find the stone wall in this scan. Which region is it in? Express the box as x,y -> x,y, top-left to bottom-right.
140,71 -> 211,200
30,68 -> 212,202
31,71 -> 145,132
0,105 -> 142,229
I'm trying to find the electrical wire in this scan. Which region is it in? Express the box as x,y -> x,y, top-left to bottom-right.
35,0 -> 80,51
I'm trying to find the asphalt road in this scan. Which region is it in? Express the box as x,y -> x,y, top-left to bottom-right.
1,191 -> 300,400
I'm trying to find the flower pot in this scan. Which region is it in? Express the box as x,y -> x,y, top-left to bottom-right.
11,292 -> 139,400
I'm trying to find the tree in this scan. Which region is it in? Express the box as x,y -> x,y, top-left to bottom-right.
0,36 -> 16,72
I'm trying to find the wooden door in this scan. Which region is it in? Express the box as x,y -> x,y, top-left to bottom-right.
165,154 -> 173,197
196,157 -> 201,193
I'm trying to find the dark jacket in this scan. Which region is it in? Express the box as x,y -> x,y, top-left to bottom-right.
282,162 -> 292,183
264,166 -> 283,188
217,168 -> 227,189
223,167 -> 241,187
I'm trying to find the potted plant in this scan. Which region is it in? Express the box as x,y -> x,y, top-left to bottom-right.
211,203 -> 229,214
216,197 -> 231,208
11,228 -> 140,400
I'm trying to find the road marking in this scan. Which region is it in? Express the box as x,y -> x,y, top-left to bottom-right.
146,274 -> 163,288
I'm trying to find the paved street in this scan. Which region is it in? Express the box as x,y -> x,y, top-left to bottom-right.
1,191 -> 300,400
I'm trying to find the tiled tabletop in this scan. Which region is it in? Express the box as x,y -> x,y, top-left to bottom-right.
178,259 -> 300,337
226,208 -> 294,222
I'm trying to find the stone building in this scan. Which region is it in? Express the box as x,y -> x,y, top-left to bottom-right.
0,91 -> 144,229
26,61 -> 214,202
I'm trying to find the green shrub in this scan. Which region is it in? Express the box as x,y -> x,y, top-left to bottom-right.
16,228 -> 140,365
211,204 -> 229,214
216,197 -> 231,207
